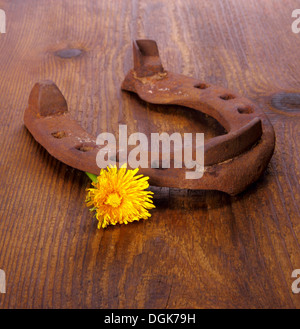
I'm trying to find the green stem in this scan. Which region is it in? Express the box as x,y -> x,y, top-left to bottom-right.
85,172 -> 98,183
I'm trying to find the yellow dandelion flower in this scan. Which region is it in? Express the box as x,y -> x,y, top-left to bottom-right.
85,166 -> 155,229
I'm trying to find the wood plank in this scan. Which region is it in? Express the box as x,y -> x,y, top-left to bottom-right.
0,0 -> 299,308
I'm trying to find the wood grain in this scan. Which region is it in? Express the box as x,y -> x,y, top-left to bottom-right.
0,0 -> 299,308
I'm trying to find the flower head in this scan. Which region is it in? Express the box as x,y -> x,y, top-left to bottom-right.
85,166 -> 155,228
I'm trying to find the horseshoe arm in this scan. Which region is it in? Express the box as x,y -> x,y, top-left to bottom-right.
24,81 -> 100,174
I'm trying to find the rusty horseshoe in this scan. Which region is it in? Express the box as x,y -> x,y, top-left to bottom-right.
24,39 -> 275,195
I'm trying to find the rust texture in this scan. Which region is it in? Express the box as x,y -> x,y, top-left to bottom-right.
24,40 -> 275,195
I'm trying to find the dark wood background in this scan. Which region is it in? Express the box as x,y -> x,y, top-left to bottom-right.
0,0 -> 299,309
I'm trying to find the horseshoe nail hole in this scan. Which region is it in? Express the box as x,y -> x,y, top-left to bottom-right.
220,94 -> 236,101
195,83 -> 209,90
51,131 -> 67,139
237,107 -> 253,114
75,143 -> 96,152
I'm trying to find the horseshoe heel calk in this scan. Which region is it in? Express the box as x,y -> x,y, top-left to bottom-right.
24,40 -> 275,195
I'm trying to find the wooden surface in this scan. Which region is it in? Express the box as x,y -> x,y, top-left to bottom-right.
0,0 -> 299,309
